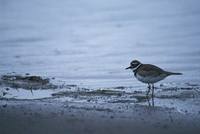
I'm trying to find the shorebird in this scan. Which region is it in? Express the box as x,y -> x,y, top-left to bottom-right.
126,60 -> 182,97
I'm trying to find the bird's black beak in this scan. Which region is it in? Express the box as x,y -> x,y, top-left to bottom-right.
125,66 -> 131,70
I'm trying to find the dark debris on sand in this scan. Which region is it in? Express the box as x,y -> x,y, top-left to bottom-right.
0,74 -> 58,90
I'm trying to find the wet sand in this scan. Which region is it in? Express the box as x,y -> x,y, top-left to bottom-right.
1,98 -> 200,134
0,74 -> 200,134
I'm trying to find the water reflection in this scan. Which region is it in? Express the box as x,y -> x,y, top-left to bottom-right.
147,96 -> 155,107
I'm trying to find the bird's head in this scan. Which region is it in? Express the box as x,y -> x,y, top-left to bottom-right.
126,60 -> 141,70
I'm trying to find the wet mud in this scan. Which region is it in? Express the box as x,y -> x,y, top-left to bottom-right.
0,74 -> 200,134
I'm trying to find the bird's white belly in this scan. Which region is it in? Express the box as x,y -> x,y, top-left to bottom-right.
135,74 -> 165,84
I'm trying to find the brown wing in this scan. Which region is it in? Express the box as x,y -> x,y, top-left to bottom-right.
137,64 -> 166,77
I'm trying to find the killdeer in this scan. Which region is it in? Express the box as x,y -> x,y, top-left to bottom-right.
126,60 -> 182,97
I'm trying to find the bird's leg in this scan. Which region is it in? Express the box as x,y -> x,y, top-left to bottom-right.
152,84 -> 155,89
151,94 -> 155,107
146,83 -> 151,96
148,83 -> 151,89
151,84 -> 154,98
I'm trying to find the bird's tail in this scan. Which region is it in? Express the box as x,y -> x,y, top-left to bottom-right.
166,71 -> 182,75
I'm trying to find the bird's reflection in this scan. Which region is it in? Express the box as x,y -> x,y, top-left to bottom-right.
147,95 -> 155,107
